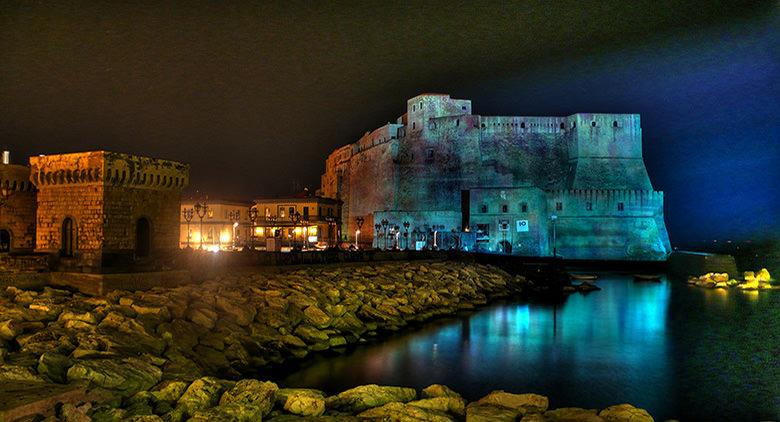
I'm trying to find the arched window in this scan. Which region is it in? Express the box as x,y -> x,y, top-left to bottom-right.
456,119 -> 459,127
136,217 -> 151,257
591,121 -> 596,127
412,122 -> 416,129
0,229 -> 10,252
560,122 -> 565,129
481,123 -> 486,128
613,120 -> 618,127
520,122 -> 526,129
61,218 -> 74,257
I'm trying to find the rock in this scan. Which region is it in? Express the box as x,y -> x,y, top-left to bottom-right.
59,310 -> 100,325
408,396 -> 466,416
89,405 -> 127,422
294,324 -> 329,344
303,305 -> 332,328
0,364 -> 45,382
186,307 -> 218,330
219,379 -> 278,417
67,357 -> 162,396
176,376 -> 225,416
190,403 -> 264,421
465,403 -> 520,421
326,384 -> 417,413
476,391 -> 549,415
270,388 -> 324,417
598,404 -> 653,422
38,352 -> 73,383
60,403 -> 91,422
756,268 -> 771,282
357,401 -> 454,421
544,407 -> 604,421
421,384 -> 461,399
0,319 -> 19,341
150,380 -> 189,402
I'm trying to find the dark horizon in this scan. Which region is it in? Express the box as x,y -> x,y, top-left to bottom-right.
2,1 -> 778,245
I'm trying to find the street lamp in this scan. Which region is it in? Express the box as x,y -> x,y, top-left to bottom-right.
550,213 -> 558,258
228,210 -> 240,250
182,208 -> 194,248
355,217 -> 364,249
193,199 -> 208,250
374,223 -> 381,249
249,206 -> 259,250
402,221 -> 410,250
302,217 -> 309,250
381,219 -> 389,250
290,211 -> 301,251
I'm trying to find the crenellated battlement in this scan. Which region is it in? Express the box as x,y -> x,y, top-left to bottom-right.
29,151 -> 189,190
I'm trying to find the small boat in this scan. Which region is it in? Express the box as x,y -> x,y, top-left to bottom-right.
570,273 -> 598,281
633,274 -> 662,282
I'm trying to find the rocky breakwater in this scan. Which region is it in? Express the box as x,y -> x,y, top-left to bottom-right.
0,262 -> 516,404
687,268 -> 776,290
30,379 -> 656,421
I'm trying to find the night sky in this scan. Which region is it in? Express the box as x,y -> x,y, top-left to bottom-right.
1,1 -> 778,245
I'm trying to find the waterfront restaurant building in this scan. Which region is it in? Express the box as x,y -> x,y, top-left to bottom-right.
253,191 -> 342,249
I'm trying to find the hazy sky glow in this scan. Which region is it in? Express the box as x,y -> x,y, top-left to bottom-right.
1,1 -> 778,244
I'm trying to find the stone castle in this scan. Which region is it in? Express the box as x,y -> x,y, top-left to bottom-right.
321,93 -> 671,260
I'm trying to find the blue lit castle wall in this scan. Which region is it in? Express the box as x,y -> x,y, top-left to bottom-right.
321,93 -> 671,260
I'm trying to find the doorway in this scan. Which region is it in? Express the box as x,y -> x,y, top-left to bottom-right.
136,217 -> 151,257
61,218 -> 74,256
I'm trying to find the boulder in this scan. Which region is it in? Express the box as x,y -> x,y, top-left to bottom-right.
357,401 -> 454,421
303,305 -> 332,328
465,403 -> 520,421
544,407 -> 604,421
598,404 -> 653,422
175,376 -> 225,416
294,324 -> 329,344
38,352 -> 73,383
421,384 -> 461,399
67,357 -> 162,396
276,388 -> 325,416
150,380 -> 189,402
219,379 -> 278,417
0,364 -> 44,382
408,396 -> 466,416
326,384 -> 417,413
476,391 -> 549,415
190,403 -> 264,421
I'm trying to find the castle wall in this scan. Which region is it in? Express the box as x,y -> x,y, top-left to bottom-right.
0,164 -> 37,252
469,187 -> 549,256
547,189 -> 670,260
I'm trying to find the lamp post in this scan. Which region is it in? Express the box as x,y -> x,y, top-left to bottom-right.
182,208 -> 194,248
550,213 -> 558,258
290,211 -> 301,251
228,210 -> 240,250
381,219 -> 389,250
402,221 -> 410,250
374,223 -> 381,249
193,200 -> 208,250
302,217 -> 309,250
249,206 -> 258,250
355,217 -> 364,249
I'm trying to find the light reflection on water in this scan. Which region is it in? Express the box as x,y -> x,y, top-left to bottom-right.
278,274 -> 780,421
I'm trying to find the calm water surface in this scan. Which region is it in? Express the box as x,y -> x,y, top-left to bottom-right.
277,274 -> 780,421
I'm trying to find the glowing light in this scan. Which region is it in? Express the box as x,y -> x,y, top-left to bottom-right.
208,245 -> 220,253
255,227 -> 264,236
308,235 -> 318,243
219,231 -> 231,243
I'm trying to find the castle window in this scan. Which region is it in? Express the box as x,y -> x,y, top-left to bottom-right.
456,119 -> 459,126
413,105 -> 416,111
591,121 -> 596,127
480,204 -> 488,213
560,122 -> 565,129
572,122 -> 576,128
502,204 -> 508,213
586,202 -> 593,211
617,202 -> 625,211
556,202 -> 563,211
481,123 -> 485,128
613,120 -> 618,127
412,122 -> 416,129
462,105 -> 467,110
520,122 -> 526,129
521,203 -> 528,213
289,206 -> 295,216
426,148 -> 434,162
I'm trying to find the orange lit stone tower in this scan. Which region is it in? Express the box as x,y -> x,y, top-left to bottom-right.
29,151 -> 189,272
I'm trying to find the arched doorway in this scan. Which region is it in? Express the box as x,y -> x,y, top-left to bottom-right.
498,240 -> 512,254
0,229 -> 10,252
61,218 -> 74,257
136,217 -> 151,257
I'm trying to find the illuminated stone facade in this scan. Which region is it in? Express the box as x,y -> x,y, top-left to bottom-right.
0,159 -> 37,252
253,193 -> 342,249
30,151 -> 189,271
321,93 -> 671,260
